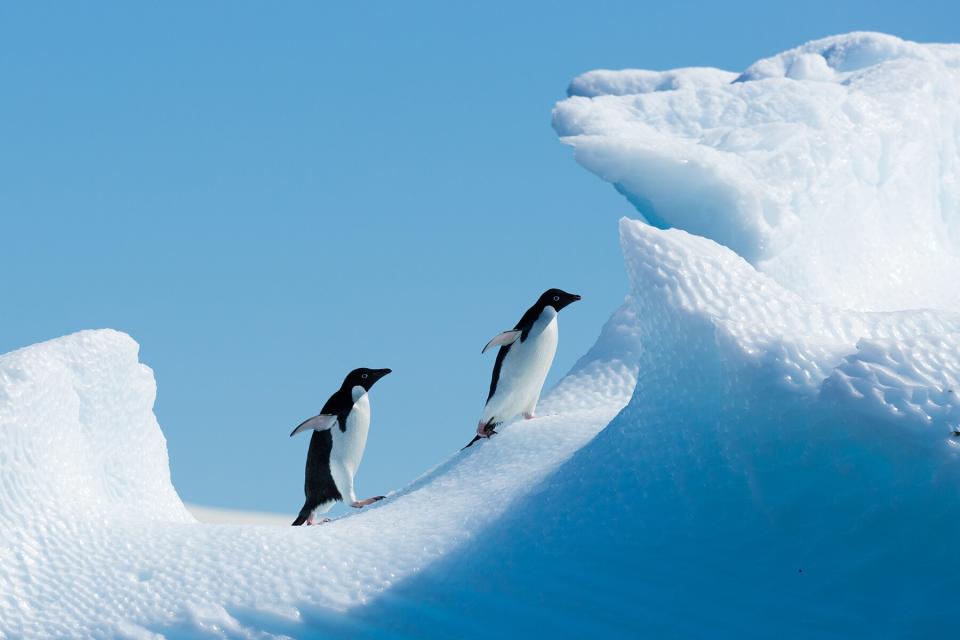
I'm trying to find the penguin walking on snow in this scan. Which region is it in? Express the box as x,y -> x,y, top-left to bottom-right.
463,288 -> 581,449
290,367 -> 391,525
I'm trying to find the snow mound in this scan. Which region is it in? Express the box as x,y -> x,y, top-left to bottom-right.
555,32 -> 960,311
0,330 -> 189,526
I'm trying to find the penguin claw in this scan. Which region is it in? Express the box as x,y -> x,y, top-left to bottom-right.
476,421 -> 498,438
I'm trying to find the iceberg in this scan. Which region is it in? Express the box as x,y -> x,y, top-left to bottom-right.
2,31 -> 960,637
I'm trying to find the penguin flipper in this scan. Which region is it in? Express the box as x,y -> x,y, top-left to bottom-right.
290,413 -> 337,437
482,330 -> 522,354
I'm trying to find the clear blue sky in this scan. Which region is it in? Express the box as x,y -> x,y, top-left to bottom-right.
1,2 -> 956,515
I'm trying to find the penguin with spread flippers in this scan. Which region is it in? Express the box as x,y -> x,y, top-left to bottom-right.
290,367 -> 391,525
463,288 -> 581,449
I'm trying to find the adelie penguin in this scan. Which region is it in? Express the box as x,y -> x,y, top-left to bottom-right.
463,288 -> 581,449
289,367 -> 391,526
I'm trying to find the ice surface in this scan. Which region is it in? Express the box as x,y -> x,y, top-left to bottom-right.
555,32 -> 960,311
616,218 -> 960,417
4,31 -> 960,637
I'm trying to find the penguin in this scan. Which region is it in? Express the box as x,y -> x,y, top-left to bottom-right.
463,288 -> 581,449
289,367 -> 391,526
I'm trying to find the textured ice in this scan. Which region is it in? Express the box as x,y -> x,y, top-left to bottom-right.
618,219 -> 960,414
824,332 -> 960,426
555,32 -> 960,311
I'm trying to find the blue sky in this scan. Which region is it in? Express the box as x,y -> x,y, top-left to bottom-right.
1,1 -> 956,515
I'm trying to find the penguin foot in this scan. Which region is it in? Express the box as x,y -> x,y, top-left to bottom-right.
306,517 -> 331,526
523,412 -> 536,420
476,420 -> 499,438
461,421 -> 500,450
351,496 -> 385,508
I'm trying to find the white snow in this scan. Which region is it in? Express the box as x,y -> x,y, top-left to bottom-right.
3,31 -> 960,637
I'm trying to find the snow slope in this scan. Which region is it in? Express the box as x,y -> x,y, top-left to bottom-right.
3,31 -> 960,638
0,323 -> 638,638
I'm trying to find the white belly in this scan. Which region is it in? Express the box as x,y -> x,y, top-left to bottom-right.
331,388 -> 370,478
483,308 -> 558,424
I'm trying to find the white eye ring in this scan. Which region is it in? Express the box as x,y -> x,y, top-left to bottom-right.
553,295 -> 560,302
361,373 -> 368,379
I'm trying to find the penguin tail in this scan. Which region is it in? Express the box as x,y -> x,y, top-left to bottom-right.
292,500 -> 317,526
460,435 -> 483,451
461,420 -> 499,451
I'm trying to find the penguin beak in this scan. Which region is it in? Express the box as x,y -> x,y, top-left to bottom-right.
572,294 -> 582,302
375,368 -> 392,379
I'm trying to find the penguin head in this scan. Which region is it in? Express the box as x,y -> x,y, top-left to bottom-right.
539,288 -> 581,312
344,367 -> 392,391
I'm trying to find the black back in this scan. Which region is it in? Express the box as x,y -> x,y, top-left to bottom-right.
300,429 -> 343,512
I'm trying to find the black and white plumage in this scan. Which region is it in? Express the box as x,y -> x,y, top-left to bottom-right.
464,288 -> 581,449
290,367 -> 391,526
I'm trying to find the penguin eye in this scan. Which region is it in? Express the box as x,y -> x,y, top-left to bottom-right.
553,295 -> 560,302
361,373 -> 368,379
